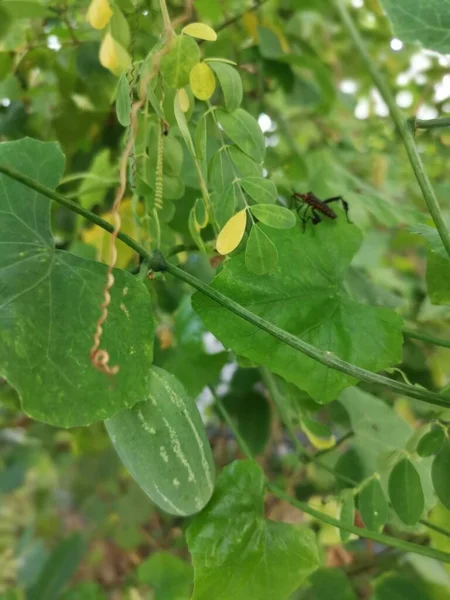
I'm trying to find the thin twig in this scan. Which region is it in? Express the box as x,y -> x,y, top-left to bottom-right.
403,327 -> 450,349
413,117 -> 450,131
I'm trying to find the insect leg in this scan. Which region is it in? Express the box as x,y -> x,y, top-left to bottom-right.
300,205 -> 311,232
323,196 -> 353,223
311,209 -> 322,225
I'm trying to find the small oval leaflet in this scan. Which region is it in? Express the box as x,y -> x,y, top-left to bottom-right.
160,35 -> 201,89
241,176 -> 277,204
250,204 -> 296,229
338,490 -> 355,543
417,427 -> 445,457
182,22 -> 217,41
87,0 -> 112,30
358,477 -> 388,532
216,209 -> 247,255
245,224 -> 278,275
99,33 -> 130,76
115,73 -> 130,127
229,146 -> 262,178
190,62 -> 216,101
177,88 -> 190,112
106,367 -> 215,516
209,61 -> 243,112
301,417 -> 335,450
388,457 -> 424,526
217,108 -> 265,163
109,4 -> 130,48
431,438 -> 450,510
214,183 -> 238,229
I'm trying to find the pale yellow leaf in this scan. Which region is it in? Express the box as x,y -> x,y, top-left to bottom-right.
190,62 -> 216,101
177,88 -> 190,112
242,12 -> 258,42
303,428 -> 336,451
216,209 -> 247,255
86,0 -> 112,30
182,22 -> 217,41
99,33 -> 131,76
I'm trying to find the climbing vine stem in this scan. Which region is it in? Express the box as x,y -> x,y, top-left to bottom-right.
333,0 -> 450,259
0,163 -> 449,411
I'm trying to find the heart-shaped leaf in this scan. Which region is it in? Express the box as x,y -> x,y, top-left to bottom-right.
0,138 -> 155,427
193,215 -> 402,402
187,460 -> 319,600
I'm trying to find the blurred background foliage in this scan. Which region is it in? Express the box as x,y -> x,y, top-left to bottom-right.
1,0 -> 450,598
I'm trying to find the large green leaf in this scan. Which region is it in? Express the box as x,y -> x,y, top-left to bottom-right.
187,460 -> 319,600
0,138 -> 155,427
193,215 -> 403,402
379,0 -> 450,54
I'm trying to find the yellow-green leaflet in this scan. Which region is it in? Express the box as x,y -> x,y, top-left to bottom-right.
216,209 -> 247,255
182,22 -> 217,41
106,367 -> 215,516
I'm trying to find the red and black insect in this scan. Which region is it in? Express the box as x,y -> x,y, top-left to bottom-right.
292,191 -> 352,231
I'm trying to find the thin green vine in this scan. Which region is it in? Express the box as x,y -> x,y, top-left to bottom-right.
0,164 -> 449,410
333,0 -> 450,259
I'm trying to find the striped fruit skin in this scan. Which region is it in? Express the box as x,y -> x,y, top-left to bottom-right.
106,366 -> 215,516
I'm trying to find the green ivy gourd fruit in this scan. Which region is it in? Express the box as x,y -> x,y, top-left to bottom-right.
106,366 -> 215,516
